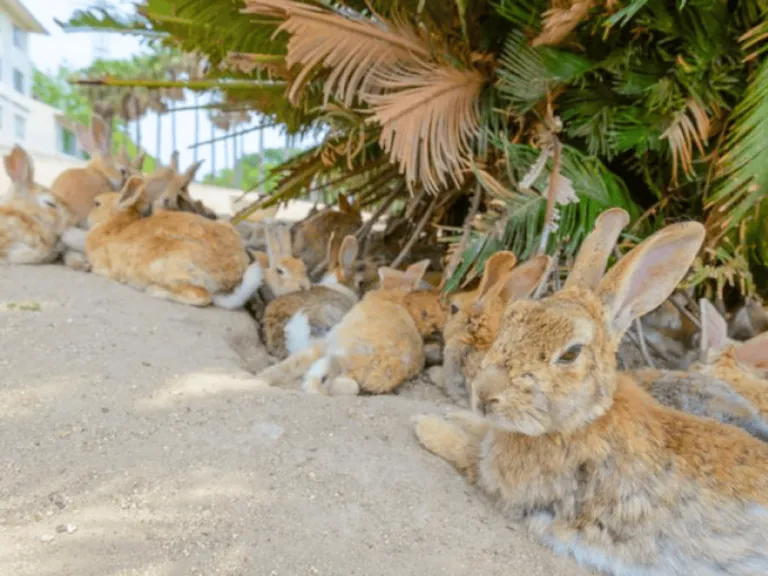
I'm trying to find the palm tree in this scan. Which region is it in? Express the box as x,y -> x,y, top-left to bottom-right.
62,0 -> 768,295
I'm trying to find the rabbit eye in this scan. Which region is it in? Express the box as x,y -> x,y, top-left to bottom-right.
556,344 -> 583,365
450,303 -> 460,315
277,267 -> 286,276
94,199 -> 102,207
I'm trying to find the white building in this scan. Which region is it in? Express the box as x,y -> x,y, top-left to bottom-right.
0,0 -> 85,160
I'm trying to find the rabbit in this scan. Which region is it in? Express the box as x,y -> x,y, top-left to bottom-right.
1,146 -> 77,265
401,287 -> 450,366
81,176 -> 263,309
259,222 -> 311,300
253,260 -> 434,396
416,208 -> 768,576
441,252 -> 552,403
262,234 -> 361,360
50,114 -> 128,225
292,193 -> 363,277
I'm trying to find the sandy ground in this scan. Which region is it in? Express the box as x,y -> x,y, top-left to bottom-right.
0,265 -> 591,576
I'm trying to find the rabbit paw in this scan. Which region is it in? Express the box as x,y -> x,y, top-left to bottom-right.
446,410 -> 490,440
415,415 -> 462,457
327,377 -> 360,396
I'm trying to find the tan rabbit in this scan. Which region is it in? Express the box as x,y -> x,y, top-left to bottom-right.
254,261 -> 433,396
82,176 -> 262,308
441,252 -> 552,403
292,193 -> 362,276
1,146 -> 76,265
263,234 -> 361,360
51,114 -> 127,224
416,211 -> 768,575
260,222 -> 311,299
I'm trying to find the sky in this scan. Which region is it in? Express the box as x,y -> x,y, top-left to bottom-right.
23,0 -> 310,180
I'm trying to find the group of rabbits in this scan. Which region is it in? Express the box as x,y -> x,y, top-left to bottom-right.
4,114 -> 768,575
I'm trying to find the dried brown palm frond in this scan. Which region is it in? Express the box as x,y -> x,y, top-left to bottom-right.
661,98 -> 710,185
532,0 -> 592,47
223,52 -> 288,77
365,62 -> 485,193
242,0 -> 429,106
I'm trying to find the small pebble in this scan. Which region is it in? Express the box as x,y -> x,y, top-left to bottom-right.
56,523 -> 77,534
40,534 -> 55,543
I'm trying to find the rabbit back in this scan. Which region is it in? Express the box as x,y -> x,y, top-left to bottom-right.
51,167 -> 116,224
264,286 -> 357,359
326,292 -> 424,394
87,210 -> 248,295
0,203 -> 60,264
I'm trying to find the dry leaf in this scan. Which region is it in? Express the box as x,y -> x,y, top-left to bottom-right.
661,98 -> 710,184
364,63 -> 484,193
532,0 -> 592,47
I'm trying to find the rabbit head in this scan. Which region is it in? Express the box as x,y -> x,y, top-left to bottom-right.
376,260 -> 431,294
320,233 -> 362,292
292,194 -> 363,274
697,297 -> 768,375
77,114 -> 127,190
143,153 -> 211,218
471,208 -> 705,437
402,289 -> 449,339
4,145 -> 76,232
263,223 -> 311,297
88,175 -> 172,229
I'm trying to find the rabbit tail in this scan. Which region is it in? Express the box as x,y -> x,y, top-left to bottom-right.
213,261 -> 264,310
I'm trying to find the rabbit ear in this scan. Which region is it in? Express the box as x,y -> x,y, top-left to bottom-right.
4,145 -> 34,187
476,251 -> 518,302
733,332 -> 768,370
277,225 -> 293,257
338,235 -> 359,272
117,145 -> 131,167
378,267 -> 408,290
325,231 -> 339,268
142,172 -> 174,204
499,255 -> 552,305
76,124 -> 96,156
700,298 -> 729,354
264,225 -> 282,265
596,222 -> 705,339
134,150 -> 147,172
117,176 -> 146,210
338,193 -> 352,214
404,259 -> 431,289
91,114 -> 112,158
182,160 -> 204,184
565,208 -> 630,291
170,151 -> 180,172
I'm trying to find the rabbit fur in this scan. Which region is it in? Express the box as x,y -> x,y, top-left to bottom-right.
142,152 -> 214,220
263,234 -> 361,360
82,176 -> 262,309
50,114 -> 128,225
416,208 -> 768,576
1,146 -> 76,265
254,260 -> 436,396
292,194 -> 362,277
442,252 -> 552,403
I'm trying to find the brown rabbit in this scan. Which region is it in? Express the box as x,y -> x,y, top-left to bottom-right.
292,193 -> 362,276
1,146 -> 76,264
142,152 -> 215,220
417,211 -> 768,575
441,252 -> 551,402
51,114 -> 127,224
262,234 -> 361,360
254,261 -> 434,396
83,176 -> 262,308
